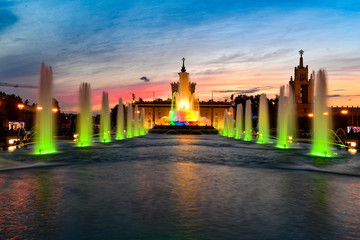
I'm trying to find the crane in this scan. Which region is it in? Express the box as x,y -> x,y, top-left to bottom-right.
0,82 -> 37,88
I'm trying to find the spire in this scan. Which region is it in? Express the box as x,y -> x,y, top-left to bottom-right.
181,57 -> 186,72
299,49 -> 304,68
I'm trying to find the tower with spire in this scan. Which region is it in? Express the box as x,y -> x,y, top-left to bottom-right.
170,58 -> 196,95
289,49 -> 314,117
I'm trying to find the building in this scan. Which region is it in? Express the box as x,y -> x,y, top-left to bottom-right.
134,59 -> 233,128
289,49 -> 314,117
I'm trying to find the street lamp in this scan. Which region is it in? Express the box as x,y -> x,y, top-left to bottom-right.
18,104 -> 24,121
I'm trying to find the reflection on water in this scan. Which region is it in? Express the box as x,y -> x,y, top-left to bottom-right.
1,135 -> 360,239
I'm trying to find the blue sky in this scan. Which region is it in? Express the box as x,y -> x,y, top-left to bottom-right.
0,0 -> 360,111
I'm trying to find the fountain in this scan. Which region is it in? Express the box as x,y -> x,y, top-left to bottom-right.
134,105 -> 139,137
311,70 -> 332,157
276,85 -> 296,149
235,104 -> 243,139
169,58 -> 200,126
228,107 -> 234,137
287,86 -> 296,144
149,58 -> 217,134
257,94 -> 270,144
100,92 -> 111,143
126,103 -> 133,138
223,109 -> 228,136
276,86 -> 288,148
34,62 -> 57,154
140,108 -> 146,136
77,82 -> 92,147
116,98 -> 125,140
244,99 -> 252,141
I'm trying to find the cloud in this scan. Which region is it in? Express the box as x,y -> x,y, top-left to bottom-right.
207,49 -> 292,64
140,76 -> 150,82
213,86 -> 273,94
0,3 -> 18,32
194,68 -> 228,75
329,94 -> 360,98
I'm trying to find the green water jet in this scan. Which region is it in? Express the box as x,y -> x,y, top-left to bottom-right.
116,97 -> 125,140
244,100 -> 252,141
34,62 -> 56,155
235,104 -> 243,139
311,70 -> 332,157
77,82 -> 93,147
100,92 -> 111,143
257,94 -> 270,144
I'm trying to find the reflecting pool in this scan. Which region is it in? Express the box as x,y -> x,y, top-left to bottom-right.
1,135 -> 360,239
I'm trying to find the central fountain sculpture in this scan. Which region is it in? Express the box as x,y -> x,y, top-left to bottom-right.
169,58 -> 200,126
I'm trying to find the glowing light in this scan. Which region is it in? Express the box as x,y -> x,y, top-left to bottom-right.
349,148 -> 357,154
37,106 -> 43,111
8,146 -> 16,152
308,113 -> 314,117
323,112 -> 328,116
227,112 -> 231,115
52,108 -> 58,113
18,104 -> 24,109
180,101 -> 189,110
350,142 -> 357,147
341,110 -> 348,114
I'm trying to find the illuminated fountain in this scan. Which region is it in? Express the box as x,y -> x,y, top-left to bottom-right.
34,62 -> 56,154
235,104 -> 243,139
276,85 -> 296,149
134,105 -> 139,137
311,70 -> 332,157
77,82 -> 92,147
244,99 -> 252,141
257,94 -> 270,144
100,92 -> 111,143
223,109 -> 228,136
116,97 -> 125,140
228,107 -> 234,137
169,58 -> 200,126
140,108 -> 146,135
150,58 -> 217,134
126,103 -> 133,138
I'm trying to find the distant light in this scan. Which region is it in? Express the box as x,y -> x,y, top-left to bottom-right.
137,110 -> 140,114
18,104 -> 24,109
341,110 -> 348,114
308,113 -> 314,117
52,108 -> 58,113
37,106 -> 43,111
8,146 -> 16,152
350,142 -> 357,148
288,136 -> 293,140
349,148 -> 357,154
323,112 -> 329,116
227,112 -> 231,115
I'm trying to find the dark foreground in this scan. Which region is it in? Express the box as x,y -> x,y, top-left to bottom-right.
1,135 -> 360,240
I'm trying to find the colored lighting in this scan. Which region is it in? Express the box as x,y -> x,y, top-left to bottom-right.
37,106 -> 43,111
308,113 -> 314,117
52,108 -> 58,112
18,104 -> 24,109
341,110 -> 348,114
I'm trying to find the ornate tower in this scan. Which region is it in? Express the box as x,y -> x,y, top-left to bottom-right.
289,50 -> 314,117
170,58 -> 196,95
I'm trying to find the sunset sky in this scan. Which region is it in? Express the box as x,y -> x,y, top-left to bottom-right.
1,0 -> 360,112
